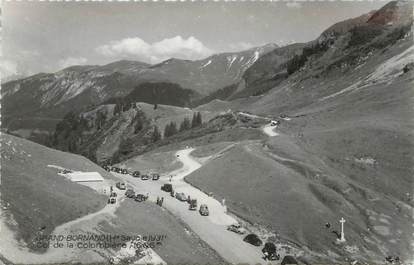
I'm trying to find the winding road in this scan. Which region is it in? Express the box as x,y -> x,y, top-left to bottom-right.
238,111 -> 280,137
114,148 -> 273,264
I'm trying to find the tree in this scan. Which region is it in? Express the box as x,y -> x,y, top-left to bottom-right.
164,121 -> 178,138
152,126 -> 162,142
191,112 -> 202,128
196,112 -> 202,126
113,102 -> 122,116
191,113 -> 197,128
179,117 -> 191,132
170,121 -> 178,135
134,117 -> 144,133
95,111 -> 106,130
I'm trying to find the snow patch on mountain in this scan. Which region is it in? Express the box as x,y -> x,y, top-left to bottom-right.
227,55 -> 238,70
200,60 -> 212,69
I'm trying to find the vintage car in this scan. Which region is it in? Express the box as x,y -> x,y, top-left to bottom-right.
227,223 -> 247,234
199,204 -> 209,216
116,182 -> 126,190
243,234 -> 263,246
125,189 -> 135,198
161,184 -> 173,192
175,192 -> 187,201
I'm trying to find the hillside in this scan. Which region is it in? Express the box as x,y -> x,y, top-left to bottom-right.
0,133 -> 108,251
50,101 -> 224,164
0,134 -> 225,264
1,44 -> 277,138
133,1 -> 413,263
185,1 -> 413,263
1,1 -> 412,263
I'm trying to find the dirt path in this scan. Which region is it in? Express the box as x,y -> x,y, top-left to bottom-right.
0,180 -> 164,264
238,111 -> 279,137
115,148 -> 275,264
0,189 -> 125,264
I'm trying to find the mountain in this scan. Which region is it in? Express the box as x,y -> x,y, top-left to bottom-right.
62,1 -> 412,263
1,44 -> 278,140
182,1 -> 414,263
1,1 -> 413,262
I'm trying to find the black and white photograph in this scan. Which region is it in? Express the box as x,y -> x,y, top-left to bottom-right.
0,0 -> 413,264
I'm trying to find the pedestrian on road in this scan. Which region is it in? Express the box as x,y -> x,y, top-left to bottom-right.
156,196 -> 160,205
169,175 -> 173,182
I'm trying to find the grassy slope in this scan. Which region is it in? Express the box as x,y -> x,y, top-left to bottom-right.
136,102 -> 220,137
99,199 -> 225,265
185,30 -> 414,263
116,149 -> 181,175
0,133 -> 109,252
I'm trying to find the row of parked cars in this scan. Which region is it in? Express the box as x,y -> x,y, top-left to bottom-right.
161,183 -> 209,216
103,165 -> 160,181
107,166 -> 289,262
116,182 -> 149,202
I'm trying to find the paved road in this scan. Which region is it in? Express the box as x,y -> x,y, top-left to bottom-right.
114,148 -> 273,264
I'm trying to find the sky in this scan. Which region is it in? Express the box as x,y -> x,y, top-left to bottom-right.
1,0 -> 386,79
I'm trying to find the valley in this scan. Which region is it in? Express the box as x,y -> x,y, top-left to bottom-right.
1,1 -> 413,264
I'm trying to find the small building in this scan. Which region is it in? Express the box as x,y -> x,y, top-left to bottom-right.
281,255 -> 298,265
66,172 -> 104,182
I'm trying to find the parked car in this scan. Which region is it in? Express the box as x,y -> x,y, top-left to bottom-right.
199,204 -> 209,216
125,189 -> 135,198
135,194 -> 148,202
243,234 -> 263,246
262,242 -> 279,261
227,223 -> 247,234
189,199 -> 197,210
103,165 -> 111,171
175,192 -> 187,201
108,197 -> 116,204
152,173 -> 160,180
116,182 -> 126,190
132,171 -> 140,178
161,184 -> 173,192
141,174 -> 149,180
120,168 -> 128,174
110,192 -> 117,197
